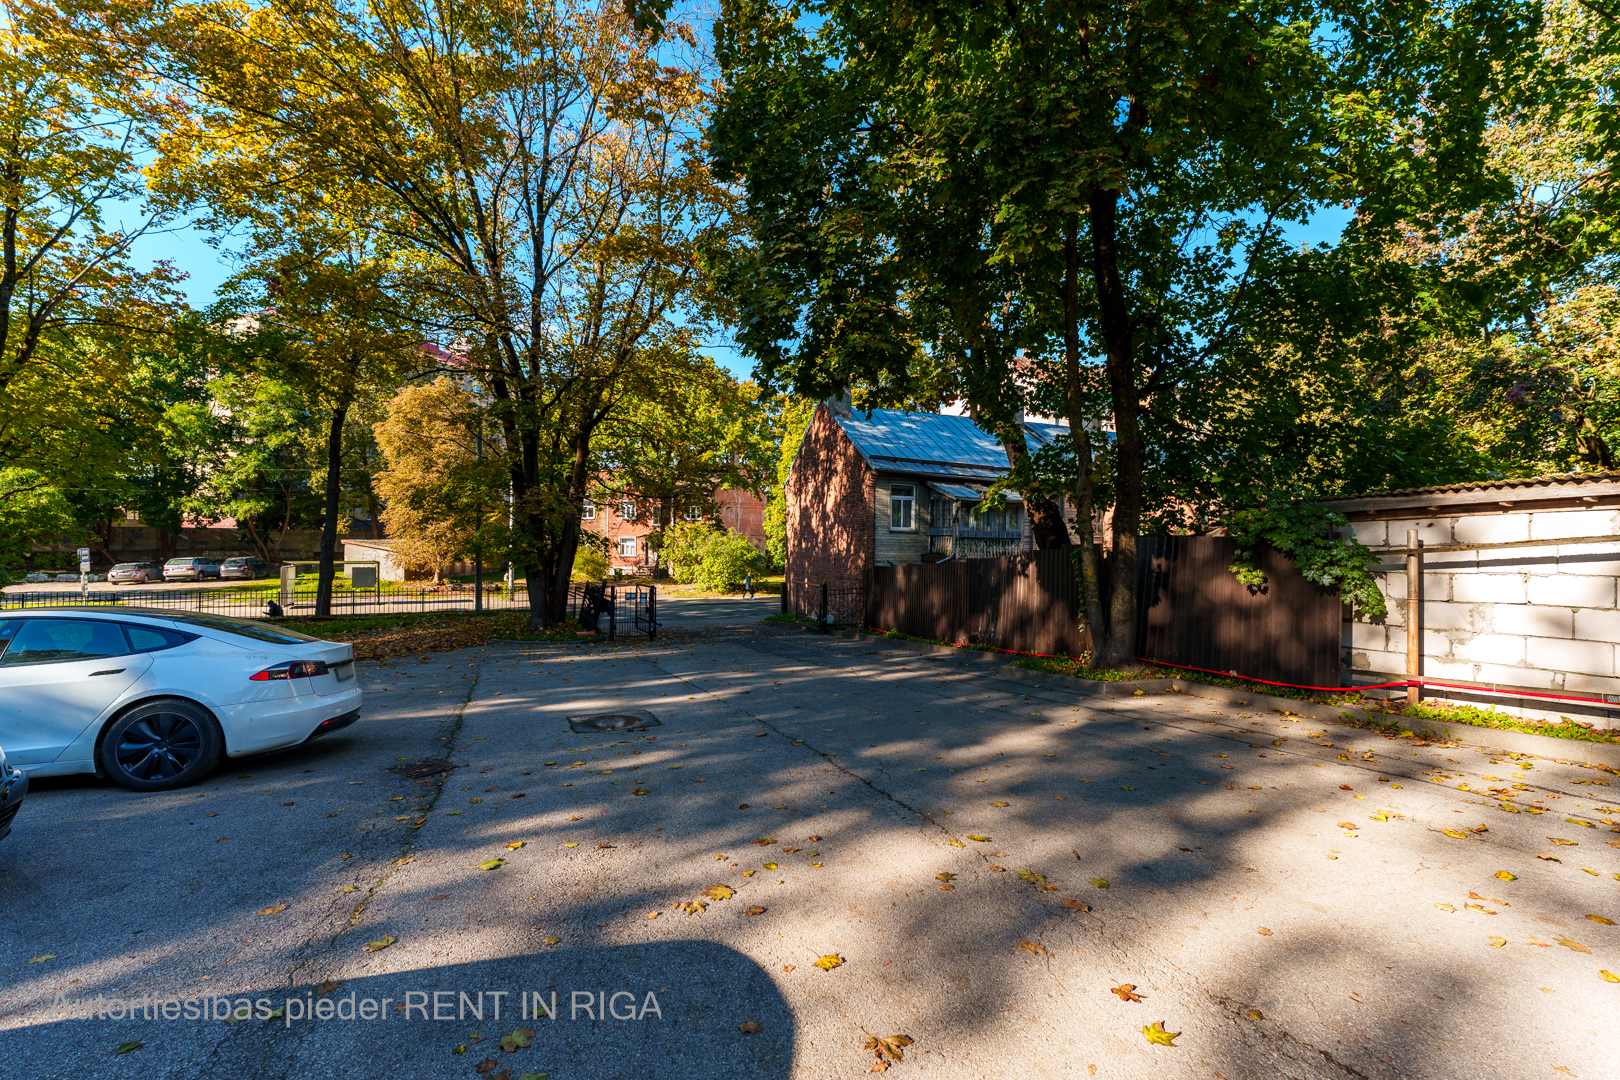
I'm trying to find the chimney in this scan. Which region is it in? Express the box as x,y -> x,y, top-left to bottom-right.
824,391 -> 852,418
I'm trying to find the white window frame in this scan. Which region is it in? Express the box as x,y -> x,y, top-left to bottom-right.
619,500 -> 636,521
617,535 -> 638,558
685,505 -> 702,521
889,483 -> 916,531
582,500 -> 596,521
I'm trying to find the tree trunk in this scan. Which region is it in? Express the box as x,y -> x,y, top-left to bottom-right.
994,422 -> 1068,548
1061,213 -> 1108,659
1088,186 -> 1143,668
316,405 -> 347,617
547,427 -> 593,625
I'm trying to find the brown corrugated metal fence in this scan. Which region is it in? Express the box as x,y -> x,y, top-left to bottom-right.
1135,535 -> 1342,687
864,547 -> 1092,657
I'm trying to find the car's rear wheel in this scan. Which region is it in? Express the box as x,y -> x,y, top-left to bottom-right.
100,699 -> 224,791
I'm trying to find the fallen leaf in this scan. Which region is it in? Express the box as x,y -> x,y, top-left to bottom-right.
499,1028 -> 534,1052
645,911 -> 660,920
1550,837 -> 1578,845
1442,829 -> 1469,839
1556,936 -> 1591,954
26,955 -> 55,963
747,906 -> 766,916
115,1041 -> 144,1055
782,964 -> 795,973
763,862 -> 778,870
1487,936 -> 1507,948
967,835 -> 992,842
681,901 -> 707,915
936,872 -> 955,882
1091,878 -> 1110,889
813,953 -> 844,971
1586,914 -> 1615,925
864,1033 -> 913,1069
704,885 -> 735,901
317,980 -> 340,995
1245,1009 -> 1264,1020
738,1021 -> 762,1034
474,1060 -> 499,1075
1111,983 -> 1143,1002
1017,870 -> 1047,885
362,936 -> 396,953
1141,1020 -> 1180,1046
478,859 -> 506,871
1601,970 -> 1620,983
1060,898 -> 1090,911
753,837 -> 776,846
1495,870 -> 1517,881
564,842 -> 579,848
1465,903 -> 1497,915
990,801 -> 1009,807
1257,927 -> 1273,936
1435,903 -> 1456,912
1337,822 -> 1359,830
1016,939 -> 1050,958
256,903 -> 287,916
945,839 -> 965,848
506,841 -> 525,850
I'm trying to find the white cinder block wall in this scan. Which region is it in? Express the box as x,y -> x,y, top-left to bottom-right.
1340,507 -> 1620,722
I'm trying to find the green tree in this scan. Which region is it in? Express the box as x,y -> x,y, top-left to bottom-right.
712,0 -> 1538,665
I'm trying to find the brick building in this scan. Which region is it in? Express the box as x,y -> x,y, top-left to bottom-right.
1325,471 -> 1620,723
783,402 -> 1078,599
582,487 -> 767,575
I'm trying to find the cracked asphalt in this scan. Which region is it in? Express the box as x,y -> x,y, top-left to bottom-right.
2,618 -> 1619,1079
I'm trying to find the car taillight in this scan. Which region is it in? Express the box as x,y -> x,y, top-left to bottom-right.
249,660 -> 332,682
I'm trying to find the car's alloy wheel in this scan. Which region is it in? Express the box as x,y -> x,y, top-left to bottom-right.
100,699 -> 224,791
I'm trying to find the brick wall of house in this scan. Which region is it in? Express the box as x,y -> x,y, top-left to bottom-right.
786,405 -> 874,596
1341,507 -> 1620,723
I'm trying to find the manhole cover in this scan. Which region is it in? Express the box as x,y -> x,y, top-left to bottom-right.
390,759 -> 462,779
569,710 -> 660,733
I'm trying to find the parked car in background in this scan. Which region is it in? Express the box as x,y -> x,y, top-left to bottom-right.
162,558 -> 220,582
219,556 -> 270,580
0,609 -> 361,791
107,562 -> 163,585
0,743 -> 25,840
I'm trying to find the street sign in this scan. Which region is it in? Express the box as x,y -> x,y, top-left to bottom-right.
77,547 -> 90,573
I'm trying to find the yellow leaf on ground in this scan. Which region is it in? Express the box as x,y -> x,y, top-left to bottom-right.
1017,940 -> 1050,957
1141,1020 -> 1180,1046
1495,870 -> 1517,881
704,885 -> 735,901
1556,936 -> 1591,954
1601,970 -> 1620,983
681,901 -> 707,915
967,835 -> 992,842
1091,878 -> 1110,888
26,955 -> 54,964
813,953 -> 844,971
1487,937 -> 1507,948
478,859 -> 506,871
1586,914 -> 1615,925
1442,829 -> 1468,839
506,841 -> 525,850
256,904 -> 287,916
1257,927 -> 1273,936
1110,983 -> 1143,1002
361,936 -> 396,953
1060,898 -> 1090,911
1549,837 -> 1578,845
542,935 -> 560,945
1435,903 -> 1456,912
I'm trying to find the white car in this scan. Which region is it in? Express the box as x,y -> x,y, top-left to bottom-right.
0,608 -> 362,791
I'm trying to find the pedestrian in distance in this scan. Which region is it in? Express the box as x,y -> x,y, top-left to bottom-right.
743,572 -> 754,599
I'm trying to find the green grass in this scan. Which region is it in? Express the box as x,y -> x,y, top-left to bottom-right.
1397,700 -> 1619,745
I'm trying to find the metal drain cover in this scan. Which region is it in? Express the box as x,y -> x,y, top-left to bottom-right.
569,710 -> 660,733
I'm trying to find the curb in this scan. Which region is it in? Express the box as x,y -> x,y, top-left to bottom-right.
822,627 -> 1620,769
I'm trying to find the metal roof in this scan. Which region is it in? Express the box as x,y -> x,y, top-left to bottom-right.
1322,470 -> 1620,516
835,409 -> 1068,480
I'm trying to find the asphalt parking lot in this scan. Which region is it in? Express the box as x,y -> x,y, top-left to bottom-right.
2,622 -> 1618,1079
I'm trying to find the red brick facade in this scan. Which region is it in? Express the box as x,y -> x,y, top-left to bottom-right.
583,486 -> 768,573
785,405 -> 874,595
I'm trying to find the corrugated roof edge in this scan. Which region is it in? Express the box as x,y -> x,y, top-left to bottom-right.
1324,469 -> 1620,501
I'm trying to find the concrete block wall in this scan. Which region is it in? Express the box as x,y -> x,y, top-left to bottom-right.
1341,508 -> 1620,721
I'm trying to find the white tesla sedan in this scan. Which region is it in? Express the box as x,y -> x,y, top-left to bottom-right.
0,608 -> 362,791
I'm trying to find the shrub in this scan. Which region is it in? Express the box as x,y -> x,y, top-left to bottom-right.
661,521 -> 763,591
572,545 -> 609,581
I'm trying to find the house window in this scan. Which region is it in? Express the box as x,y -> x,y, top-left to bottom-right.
619,500 -> 636,521
889,484 -> 915,530
1006,505 -> 1021,533
582,501 -> 596,521
685,505 -> 702,521
617,535 -> 638,558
